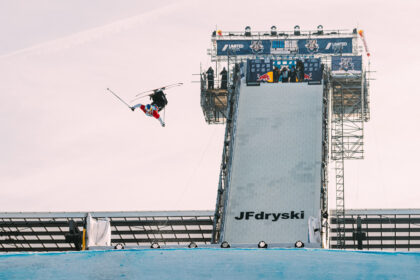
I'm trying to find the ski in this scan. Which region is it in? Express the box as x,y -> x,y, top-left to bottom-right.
134,83 -> 183,97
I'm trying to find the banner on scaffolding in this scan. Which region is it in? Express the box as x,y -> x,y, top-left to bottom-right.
296,37 -> 353,55
303,58 -> 323,82
217,40 -> 271,56
246,58 -> 323,84
216,37 -> 353,56
246,58 -> 274,84
331,55 -> 362,74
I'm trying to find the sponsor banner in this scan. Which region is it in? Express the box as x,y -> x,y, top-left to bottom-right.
246,58 -> 323,83
246,58 -> 273,83
217,40 -> 271,55
303,58 -> 322,82
332,55 -> 362,73
217,37 -> 353,56
271,39 -> 299,55
297,38 -> 353,54
234,211 -> 305,221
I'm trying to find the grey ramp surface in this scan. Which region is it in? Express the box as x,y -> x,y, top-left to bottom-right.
223,83 -> 323,244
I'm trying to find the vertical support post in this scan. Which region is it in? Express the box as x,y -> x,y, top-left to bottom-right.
335,158 -> 346,248
353,216 -> 366,250
409,214 -> 411,251
321,73 -> 330,248
334,84 -> 346,249
380,214 -> 383,250
82,229 -> 86,250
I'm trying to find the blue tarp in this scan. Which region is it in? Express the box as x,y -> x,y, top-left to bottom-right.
1,248 -> 419,279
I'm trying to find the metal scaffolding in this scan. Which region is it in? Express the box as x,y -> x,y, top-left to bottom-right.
329,209 -> 420,251
200,73 -> 228,124
0,211 -> 213,252
321,74 -> 331,247
211,70 -> 241,243
330,70 -> 370,248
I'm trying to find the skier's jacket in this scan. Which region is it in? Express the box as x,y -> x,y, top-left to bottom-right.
140,105 -> 160,119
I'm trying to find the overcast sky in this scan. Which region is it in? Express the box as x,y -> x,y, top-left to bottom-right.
1,0 -> 419,212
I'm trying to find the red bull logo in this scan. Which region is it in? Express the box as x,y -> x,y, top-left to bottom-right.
304,73 -> 312,80
257,73 -> 271,82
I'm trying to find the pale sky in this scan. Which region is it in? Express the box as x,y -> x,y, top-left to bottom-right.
0,0 -> 419,212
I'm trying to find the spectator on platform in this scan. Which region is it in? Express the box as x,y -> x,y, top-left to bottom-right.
202,72 -> 207,86
220,67 -> 228,89
296,60 -> 304,82
281,67 -> 290,83
290,66 -> 297,83
273,66 -> 280,83
233,63 -> 240,86
206,67 -> 214,89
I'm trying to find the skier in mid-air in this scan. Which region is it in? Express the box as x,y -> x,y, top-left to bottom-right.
106,83 -> 181,128
130,89 -> 168,127
131,103 -> 165,127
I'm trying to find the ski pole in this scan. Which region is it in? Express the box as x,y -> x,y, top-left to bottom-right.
106,88 -> 132,110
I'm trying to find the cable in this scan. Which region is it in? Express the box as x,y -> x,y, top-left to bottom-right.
147,126 -> 220,245
173,126 -> 219,209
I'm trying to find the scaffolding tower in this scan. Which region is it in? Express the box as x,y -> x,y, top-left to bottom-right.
330,69 -> 370,248
200,72 -> 228,124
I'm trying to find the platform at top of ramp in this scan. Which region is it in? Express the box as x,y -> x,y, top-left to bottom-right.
1,248 -> 419,279
221,82 -> 324,245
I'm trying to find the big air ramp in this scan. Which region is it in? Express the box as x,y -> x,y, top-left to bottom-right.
220,82 -> 323,246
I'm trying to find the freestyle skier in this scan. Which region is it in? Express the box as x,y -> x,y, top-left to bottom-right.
106,83 -> 181,128
130,89 -> 168,127
131,103 -> 165,127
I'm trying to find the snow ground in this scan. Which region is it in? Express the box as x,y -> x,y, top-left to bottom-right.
0,248 -> 419,279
